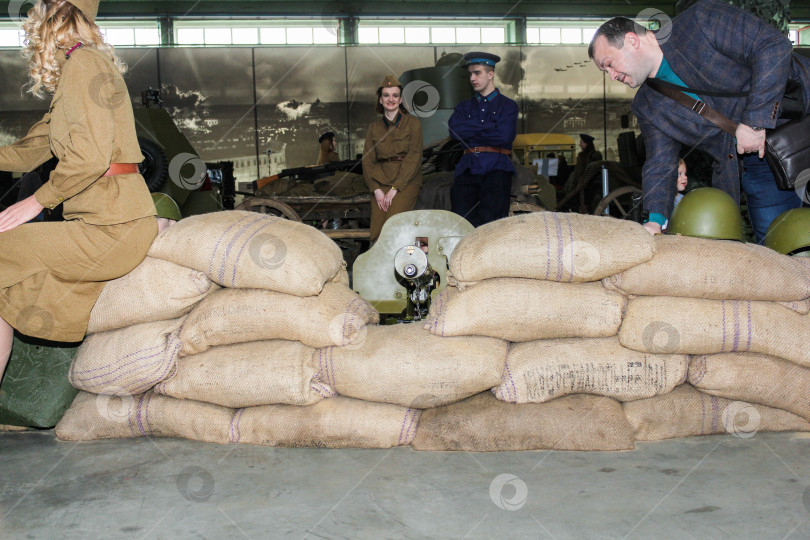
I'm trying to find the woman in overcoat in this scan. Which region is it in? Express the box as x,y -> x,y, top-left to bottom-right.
0,0 -> 157,377
362,75 -> 423,241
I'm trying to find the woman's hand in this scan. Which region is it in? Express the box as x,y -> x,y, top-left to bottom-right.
0,195 -> 44,233
382,188 -> 397,211
374,189 -> 386,211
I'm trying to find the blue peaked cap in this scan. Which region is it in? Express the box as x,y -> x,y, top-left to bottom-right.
463,52 -> 501,67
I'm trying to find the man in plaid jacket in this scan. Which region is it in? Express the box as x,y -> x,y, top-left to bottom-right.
589,0 -> 808,241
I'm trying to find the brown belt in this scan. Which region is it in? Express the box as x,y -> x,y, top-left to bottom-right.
379,157 -> 405,162
463,146 -> 511,155
103,163 -> 140,177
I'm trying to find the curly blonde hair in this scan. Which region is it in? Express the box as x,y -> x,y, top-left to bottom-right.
22,0 -> 126,99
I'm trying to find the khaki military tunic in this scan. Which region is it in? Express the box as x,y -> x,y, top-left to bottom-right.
0,45 -> 157,341
362,113 -> 423,240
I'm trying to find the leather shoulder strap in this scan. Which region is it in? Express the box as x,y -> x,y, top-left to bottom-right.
646,79 -> 738,136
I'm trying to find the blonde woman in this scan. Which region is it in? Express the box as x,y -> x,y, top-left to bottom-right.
362,75 -> 423,241
0,0 -> 156,376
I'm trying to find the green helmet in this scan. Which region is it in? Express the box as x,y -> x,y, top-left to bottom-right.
764,208 -> 810,256
151,192 -> 182,221
666,187 -> 744,241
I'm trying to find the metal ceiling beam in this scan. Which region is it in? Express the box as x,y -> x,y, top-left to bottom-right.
1,1 -> 806,23
2,1 -> 679,19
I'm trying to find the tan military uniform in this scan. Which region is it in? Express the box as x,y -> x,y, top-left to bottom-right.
0,45 -> 157,341
318,150 -> 340,165
362,113 -> 422,241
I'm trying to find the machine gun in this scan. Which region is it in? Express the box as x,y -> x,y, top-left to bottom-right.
251,159 -> 362,193
394,242 -> 440,321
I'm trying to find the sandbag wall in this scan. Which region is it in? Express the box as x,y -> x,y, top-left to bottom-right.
55,211 -> 810,450
57,211 -> 388,446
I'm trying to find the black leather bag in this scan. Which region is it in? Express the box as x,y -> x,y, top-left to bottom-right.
649,73 -> 808,191
764,114 -> 810,190
779,78 -> 806,121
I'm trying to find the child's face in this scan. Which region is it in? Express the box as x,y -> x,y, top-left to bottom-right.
677,164 -> 688,192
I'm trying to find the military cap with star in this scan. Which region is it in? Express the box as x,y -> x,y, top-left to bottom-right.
378,74 -> 402,89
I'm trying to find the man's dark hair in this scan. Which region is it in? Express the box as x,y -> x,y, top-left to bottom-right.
588,17 -> 647,59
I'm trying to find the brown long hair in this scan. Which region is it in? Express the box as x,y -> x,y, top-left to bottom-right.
22,0 -> 126,98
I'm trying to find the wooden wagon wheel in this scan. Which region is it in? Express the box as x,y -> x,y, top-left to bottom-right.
236,197 -> 302,221
592,186 -> 643,218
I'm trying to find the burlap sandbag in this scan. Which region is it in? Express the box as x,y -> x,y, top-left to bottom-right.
778,298 -> 810,315
603,235 -> 810,301
88,257 -> 218,334
147,210 -> 344,296
449,212 -> 656,283
179,284 -> 378,355
494,337 -> 688,404
619,296 -> 810,366
315,324 -> 507,408
155,340 -> 330,408
688,353 -> 810,421
331,266 -> 350,287
228,396 -> 420,448
426,278 -> 626,341
55,390 -> 234,443
411,392 -> 634,451
69,318 -> 183,395
624,384 -> 810,441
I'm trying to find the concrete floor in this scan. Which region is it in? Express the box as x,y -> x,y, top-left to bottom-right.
1,431 -> 810,539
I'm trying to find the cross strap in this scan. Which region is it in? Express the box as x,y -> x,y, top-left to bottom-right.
646,79 -> 738,136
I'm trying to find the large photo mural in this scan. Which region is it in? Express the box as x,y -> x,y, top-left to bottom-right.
0,44 -> 639,187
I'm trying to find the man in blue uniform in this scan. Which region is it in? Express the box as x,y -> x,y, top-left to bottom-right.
448,52 -> 519,227
589,0 -> 807,242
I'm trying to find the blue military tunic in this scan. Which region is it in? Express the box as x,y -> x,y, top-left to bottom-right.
448,88 -> 519,177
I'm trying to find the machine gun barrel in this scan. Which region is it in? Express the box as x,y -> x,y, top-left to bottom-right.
252,159 -> 362,193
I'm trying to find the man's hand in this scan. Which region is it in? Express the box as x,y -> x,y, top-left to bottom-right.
643,221 -> 662,235
0,195 -> 44,233
736,124 -> 766,158
374,188 -> 386,211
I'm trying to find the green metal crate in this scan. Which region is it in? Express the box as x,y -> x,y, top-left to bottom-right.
0,335 -> 80,428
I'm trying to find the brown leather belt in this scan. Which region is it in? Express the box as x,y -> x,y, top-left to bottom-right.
103,163 -> 140,177
463,146 -> 511,155
379,157 -> 405,162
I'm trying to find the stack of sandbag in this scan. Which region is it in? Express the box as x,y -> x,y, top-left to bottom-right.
610,235 -> 810,440
69,255 -> 220,398
415,213 -> 676,451
58,211 -> 397,447
54,211 -> 810,451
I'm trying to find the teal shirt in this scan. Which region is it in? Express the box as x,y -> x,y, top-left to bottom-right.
646,56 -> 700,227
652,57 -> 701,101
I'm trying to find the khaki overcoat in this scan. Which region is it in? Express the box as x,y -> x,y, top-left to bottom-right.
362,112 -> 422,240
0,45 -> 157,341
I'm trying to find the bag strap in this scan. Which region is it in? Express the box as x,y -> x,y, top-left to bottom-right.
646,79 -> 738,136
648,78 -> 749,98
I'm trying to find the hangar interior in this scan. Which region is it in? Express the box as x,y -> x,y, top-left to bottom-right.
2,1 -> 810,538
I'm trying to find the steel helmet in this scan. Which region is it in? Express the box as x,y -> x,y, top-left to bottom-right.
666,187 -> 744,241
151,192 -> 182,221
764,208 -> 810,256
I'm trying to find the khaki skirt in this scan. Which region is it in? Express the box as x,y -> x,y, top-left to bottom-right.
0,216 -> 157,342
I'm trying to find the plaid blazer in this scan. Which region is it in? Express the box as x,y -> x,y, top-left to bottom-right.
631,0 -> 810,219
